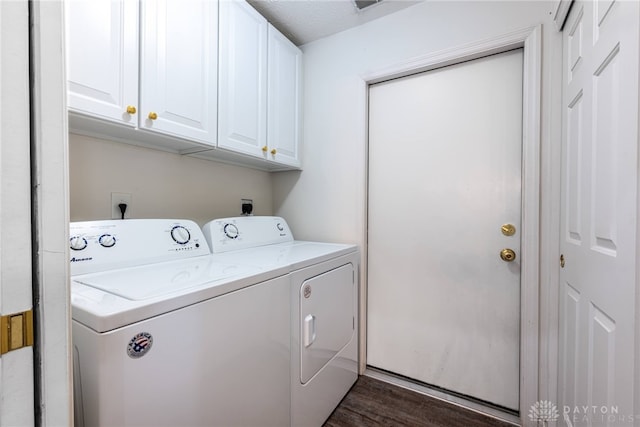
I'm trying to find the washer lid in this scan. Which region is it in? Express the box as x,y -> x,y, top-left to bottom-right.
74,257 -> 245,301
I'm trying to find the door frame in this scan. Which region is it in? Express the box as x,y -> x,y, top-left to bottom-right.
360,25 -> 541,422
30,1 -> 72,425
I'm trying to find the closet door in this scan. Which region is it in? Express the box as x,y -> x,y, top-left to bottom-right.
558,0 -> 639,422
0,1 -> 34,424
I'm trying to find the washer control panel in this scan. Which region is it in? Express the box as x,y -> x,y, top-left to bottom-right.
69,219 -> 210,276
203,216 -> 294,253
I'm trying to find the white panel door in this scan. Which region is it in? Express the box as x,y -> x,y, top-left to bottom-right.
558,0 -> 639,424
368,50 -> 523,411
65,0 -> 138,125
0,0 -> 34,424
218,0 -> 268,158
267,25 -> 302,168
139,0 -> 217,145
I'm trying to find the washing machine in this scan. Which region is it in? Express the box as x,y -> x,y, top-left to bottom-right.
70,219 -> 291,427
203,216 -> 360,427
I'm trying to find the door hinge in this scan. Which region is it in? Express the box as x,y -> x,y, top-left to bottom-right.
0,309 -> 33,355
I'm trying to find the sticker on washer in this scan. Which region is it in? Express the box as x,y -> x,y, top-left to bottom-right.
303,284 -> 312,298
127,332 -> 153,358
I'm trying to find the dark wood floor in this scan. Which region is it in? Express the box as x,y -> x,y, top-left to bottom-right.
323,376 -> 513,427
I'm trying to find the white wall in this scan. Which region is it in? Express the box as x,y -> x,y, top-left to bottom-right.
70,133 -> 273,225
273,0 -> 562,404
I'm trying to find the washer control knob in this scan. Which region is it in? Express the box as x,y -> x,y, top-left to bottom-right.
171,225 -> 191,245
276,223 -> 284,231
98,234 -> 116,248
70,236 -> 88,251
224,223 -> 239,239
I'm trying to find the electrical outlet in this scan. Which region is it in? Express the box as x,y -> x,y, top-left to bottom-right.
241,198 -> 253,215
111,192 -> 132,219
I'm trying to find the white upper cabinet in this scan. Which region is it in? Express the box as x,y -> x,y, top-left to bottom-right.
218,1 -> 302,169
140,0 -> 217,144
218,0 -> 268,158
267,25 -> 302,168
66,0 -> 302,170
66,0 -> 138,126
66,0 -> 217,146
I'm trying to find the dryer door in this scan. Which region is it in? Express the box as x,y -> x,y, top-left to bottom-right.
300,263 -> 355,384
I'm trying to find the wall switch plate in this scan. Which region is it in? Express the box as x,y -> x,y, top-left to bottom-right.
111,192 -> 132,219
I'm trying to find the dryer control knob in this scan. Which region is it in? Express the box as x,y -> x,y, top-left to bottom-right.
98,234 -> 116,248
70,236 -> 88,251
171,225 -> 191,245
224,223 -> 239,239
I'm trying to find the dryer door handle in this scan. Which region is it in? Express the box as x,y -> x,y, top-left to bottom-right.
303,314 -> 316,348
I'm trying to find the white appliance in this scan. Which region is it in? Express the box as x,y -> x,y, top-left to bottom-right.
203,216 -> 360,427
70,219 -> 291,427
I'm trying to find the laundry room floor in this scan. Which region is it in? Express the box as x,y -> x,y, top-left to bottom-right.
323,375 -> 514,427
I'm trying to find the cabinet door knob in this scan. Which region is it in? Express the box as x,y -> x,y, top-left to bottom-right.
126,105 -> 137,115
270,148 -> 277,155
148,112 -> 158,120
262,146 -> 268,152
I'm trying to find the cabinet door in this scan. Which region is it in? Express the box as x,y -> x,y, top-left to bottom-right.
139,0 -> 218,145
267,26 -> 302,168
218,0 -> 268,158
65,0 -> 138,126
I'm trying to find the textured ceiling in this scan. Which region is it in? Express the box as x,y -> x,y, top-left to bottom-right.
247,0 -> 422,46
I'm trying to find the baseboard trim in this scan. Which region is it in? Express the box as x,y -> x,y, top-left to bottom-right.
364,368 -> 521,426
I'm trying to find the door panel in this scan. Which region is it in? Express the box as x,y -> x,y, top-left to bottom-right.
367,49 -> 523,410
299,264 -> 354,384
559,0 -> 638,422
139,0 -> 217,144
218,0 -> 268,157
267,25 -> 302,168
65,0 -> 138,125
0,0 -> 34,423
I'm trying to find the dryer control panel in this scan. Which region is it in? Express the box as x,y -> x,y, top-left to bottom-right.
203,216 -> 294,253
69,219 -> 210,276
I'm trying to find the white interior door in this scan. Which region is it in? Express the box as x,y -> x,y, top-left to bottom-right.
0,0 -> 34,424
367,49 -> 523,411
558,0 -> 639,424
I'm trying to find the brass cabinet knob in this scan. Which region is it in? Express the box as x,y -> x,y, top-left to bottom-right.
270,148 -> 277,155
262,146 -> 268,152
126,105 -> 137,115
500,248 -> 516,262
148,112 -> 158,120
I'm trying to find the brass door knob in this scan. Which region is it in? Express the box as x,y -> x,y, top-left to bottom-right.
500,248 -> 516,262
262,146 -> 268,152
126,105 -> 137,115
148,112 -> 158,120
270,148 -> 277,155
501,224 -> 516,236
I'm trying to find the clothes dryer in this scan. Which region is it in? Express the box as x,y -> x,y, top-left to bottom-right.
203,216 -> 360,427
